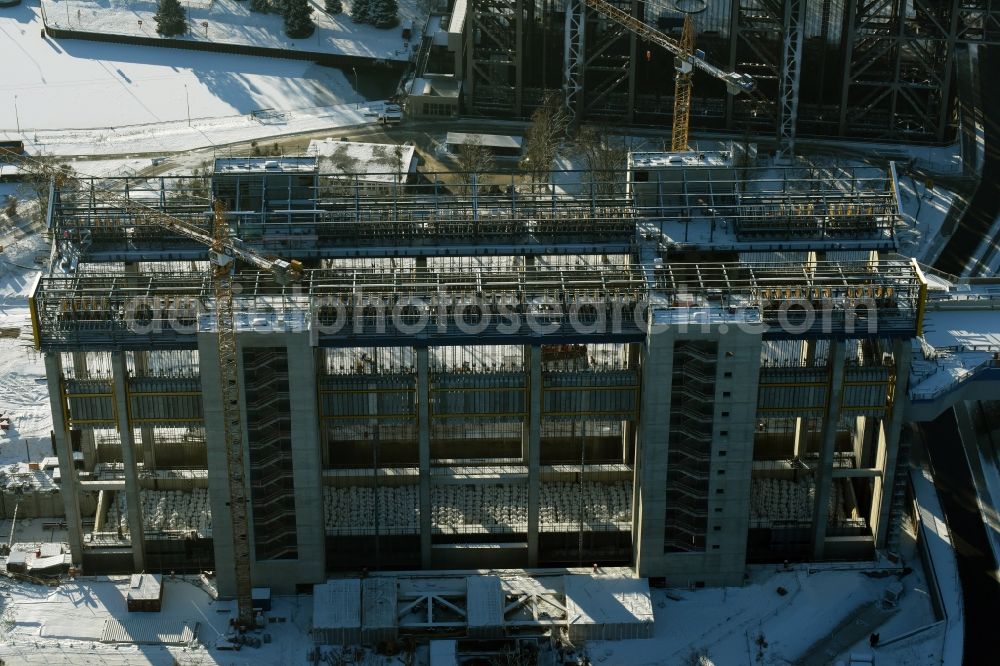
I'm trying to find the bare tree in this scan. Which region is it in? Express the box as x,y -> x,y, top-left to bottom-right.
457,135 -> 494,186
685,648 -> 715,666
488,646 -> 538,666
575,125 -> 628,196
520,93 -> 571,190
21,155 -> 76,225
393,143 -> 407,183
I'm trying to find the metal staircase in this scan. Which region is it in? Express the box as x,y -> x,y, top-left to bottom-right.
664,341 -> 718,553
243,348 -> 297,561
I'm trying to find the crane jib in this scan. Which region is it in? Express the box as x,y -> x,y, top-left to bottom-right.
581,0 -> 754,94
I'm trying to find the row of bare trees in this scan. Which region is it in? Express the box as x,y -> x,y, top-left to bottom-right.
455,93 -> 628,195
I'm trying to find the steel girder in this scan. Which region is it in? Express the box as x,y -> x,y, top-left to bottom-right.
726,0 -> 785,134
467,0 -> 524,116
467,0 -> 1000,141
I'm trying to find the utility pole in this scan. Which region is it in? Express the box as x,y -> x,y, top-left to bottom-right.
13,95 -> 20,134
184,85 -> 191,127
352,67 -> 360,109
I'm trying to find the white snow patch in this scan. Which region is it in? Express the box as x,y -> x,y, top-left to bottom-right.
41,0 -> 424,63
895,174 -> 959,264
0,2 -> 375,135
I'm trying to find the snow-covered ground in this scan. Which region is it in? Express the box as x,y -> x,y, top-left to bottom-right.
42,0 -> 423,62
0,196 -> 52,468
595,557 -> 941,665
21,101 -> 378,156
0,533 -> 944,665
0,575 -> 319,665
0,2 -> 389,137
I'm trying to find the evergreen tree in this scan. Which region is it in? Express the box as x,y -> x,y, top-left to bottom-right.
154,0 -> 187,36
283,0 -> 315,38
368,0 -> 398,28
269,0 -> 287,14
249,0 -> 270,12
325,0 -> 343,14
350,0 -> 370,23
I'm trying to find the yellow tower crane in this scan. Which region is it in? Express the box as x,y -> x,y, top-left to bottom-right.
579,0 -> 754,151
671,16 -> 696,152
2,148 -> 301,629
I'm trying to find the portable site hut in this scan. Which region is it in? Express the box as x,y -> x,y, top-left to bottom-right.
252,587 -> 272,612
126,573 -> 163,612
8,543 -> 72,577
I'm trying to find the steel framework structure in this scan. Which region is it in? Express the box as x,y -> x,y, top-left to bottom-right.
465,0 -> 524,116
46,166 -> 902,263
464,0 -> 1000,141
30,258 -> 926,352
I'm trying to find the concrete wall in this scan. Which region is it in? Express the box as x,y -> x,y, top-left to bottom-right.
0,489 -> 96,519
200,332 -> 325,596
634,324 -> 761,586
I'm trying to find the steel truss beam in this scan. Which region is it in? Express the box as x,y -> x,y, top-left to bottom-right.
581,0 -> 640,121
481,0 -> 1000,140
727,0 -> 785,132
564,0 -> 587,121
31,259 -> 924,352
776,0 -> 805,159
467,0 -> 523,115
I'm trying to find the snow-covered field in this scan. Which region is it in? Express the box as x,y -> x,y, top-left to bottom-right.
0,2 -> 383,135
42,0 -> 423,62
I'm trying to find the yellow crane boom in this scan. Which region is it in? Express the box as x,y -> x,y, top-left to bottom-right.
3,148 -> 300,628
579,0 -> 754,150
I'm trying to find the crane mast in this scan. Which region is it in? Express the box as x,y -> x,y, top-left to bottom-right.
2,149 -> 300,628
210,201 -> 256,629
671,16 -> 695,152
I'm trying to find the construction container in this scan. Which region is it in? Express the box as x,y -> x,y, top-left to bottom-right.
126,573 -> 163,612
252,587 -> 272,612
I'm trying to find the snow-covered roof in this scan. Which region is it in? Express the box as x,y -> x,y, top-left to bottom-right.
466,575 -> 504,630
40,0 -> 423,64
313,579 -> 361,630
629,150 -> 734,169
127,573 -> 162,601
448,0 -> 468,43
411,76 -> 461,98
214,156 -> 317,174
362,578 -> 396,632
307,140 -> 417,183
563,575 -> 654,626
445,132 -> 523,150
921,310 -> 1000,350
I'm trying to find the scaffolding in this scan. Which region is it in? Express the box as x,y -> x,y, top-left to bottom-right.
49,166 -> 902,262
38,155 -> 928,585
